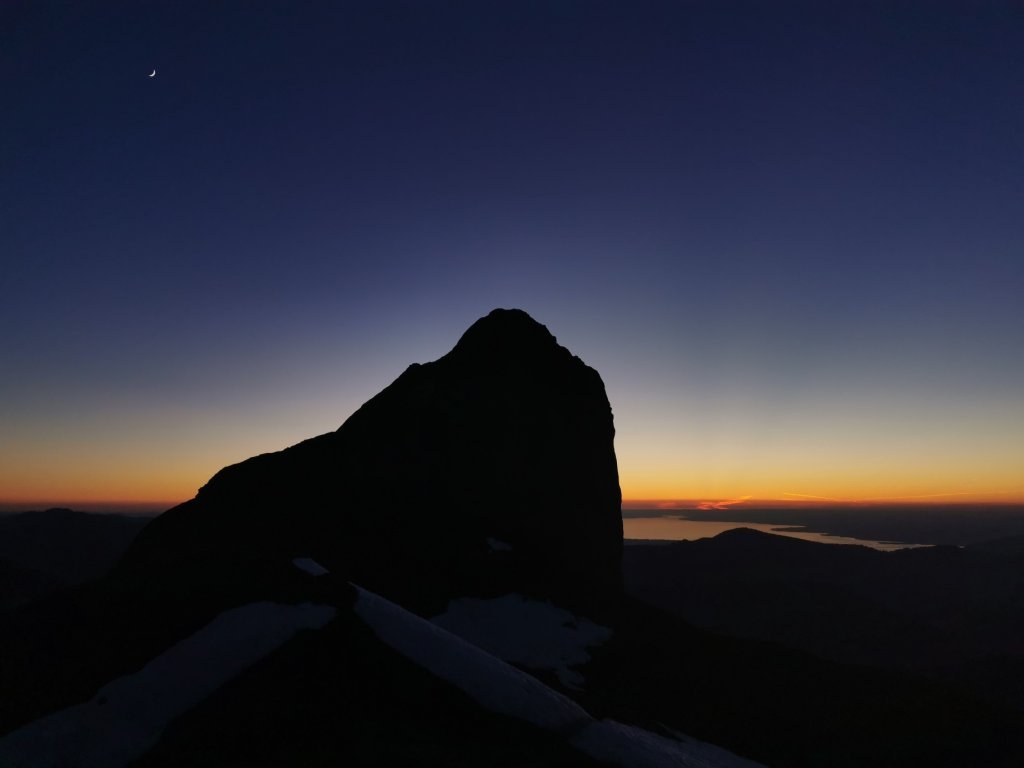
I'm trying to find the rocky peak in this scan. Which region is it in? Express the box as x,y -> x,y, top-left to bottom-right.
444,308 -> 567,366
121,309 -> 622,614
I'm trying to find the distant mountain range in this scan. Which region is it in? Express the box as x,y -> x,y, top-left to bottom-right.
1,310 -> 1021,767
0,509 -> 149,608
626,526 -> 1024,713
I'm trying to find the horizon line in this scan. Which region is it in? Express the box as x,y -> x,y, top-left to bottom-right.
622,497 -> 1024,510
3,497 -> 1024,515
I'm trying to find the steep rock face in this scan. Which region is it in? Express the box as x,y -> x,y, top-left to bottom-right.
121,309 -> 622,611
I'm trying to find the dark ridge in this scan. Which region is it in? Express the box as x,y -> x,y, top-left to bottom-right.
709,526 -> 821,546
132,588 -> 603,768
626,528 -> 1024,713
120,308 -> 623,613
444,308 -> 567,366
0,509 -> 149,586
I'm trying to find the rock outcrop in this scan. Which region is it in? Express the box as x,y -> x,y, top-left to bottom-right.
121,308 -> 623,611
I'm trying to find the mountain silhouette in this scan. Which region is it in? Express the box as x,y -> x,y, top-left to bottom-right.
625,527 -> 1024,712
1,310 -> 1022,768
121,308 -> 623,612
0,509 -> 149,609
0,508 -> 149,585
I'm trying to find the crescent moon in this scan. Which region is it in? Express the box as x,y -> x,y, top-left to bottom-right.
149,69 -> 156,77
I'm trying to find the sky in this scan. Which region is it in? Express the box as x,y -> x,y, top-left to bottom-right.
3,1 -> 1022,510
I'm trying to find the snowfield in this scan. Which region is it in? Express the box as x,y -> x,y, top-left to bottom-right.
431,593 -> 611,687
0,601 -> 335,768
353,586 -> 591,731
1,582 -> 763,768
354,586 -> 763,768
292,556 -> 330,576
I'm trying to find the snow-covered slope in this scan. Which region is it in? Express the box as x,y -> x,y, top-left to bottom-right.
0,601 -> 335,768
354,586 -> 590,731
291,556 -> 330,576
431,593 -> 611,687
354,586 -> 763,768
572,720 -> 767,768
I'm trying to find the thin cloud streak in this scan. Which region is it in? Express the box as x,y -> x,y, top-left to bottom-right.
696,495 -> 752,510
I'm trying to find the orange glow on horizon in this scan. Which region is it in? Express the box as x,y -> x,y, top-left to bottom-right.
622,490 -> 1024,510
613,394 -> 1024,511
2,431 -> 1021,512
3,483 -> 1023,514
0,457 -> 207,512
617,461 -> 1024,509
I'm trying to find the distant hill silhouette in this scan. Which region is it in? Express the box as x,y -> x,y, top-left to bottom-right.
1,310 -> 1022,768
0,509 -> 148,608
626,527 -> 1024,711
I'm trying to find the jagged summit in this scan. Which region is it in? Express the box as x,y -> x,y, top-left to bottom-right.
121,308 -> 622,613
444,308 -> 567,366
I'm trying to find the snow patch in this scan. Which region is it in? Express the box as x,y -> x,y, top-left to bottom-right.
572,719 -> 765,768
354,585 -> 763,768
353,586 -> 590,731
292,557 -> 329,576
0,601 -> 335,768
486,537 -> 513,552
431,594 -> 610,688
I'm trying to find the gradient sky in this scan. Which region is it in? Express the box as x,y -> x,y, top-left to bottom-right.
3,1 -> 1022,509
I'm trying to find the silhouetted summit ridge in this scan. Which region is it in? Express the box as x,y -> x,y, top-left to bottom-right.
445,308 -> 565,364
122,308 -> 622,611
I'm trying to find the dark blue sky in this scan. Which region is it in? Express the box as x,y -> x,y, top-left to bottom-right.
3,1 -> 1022,505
